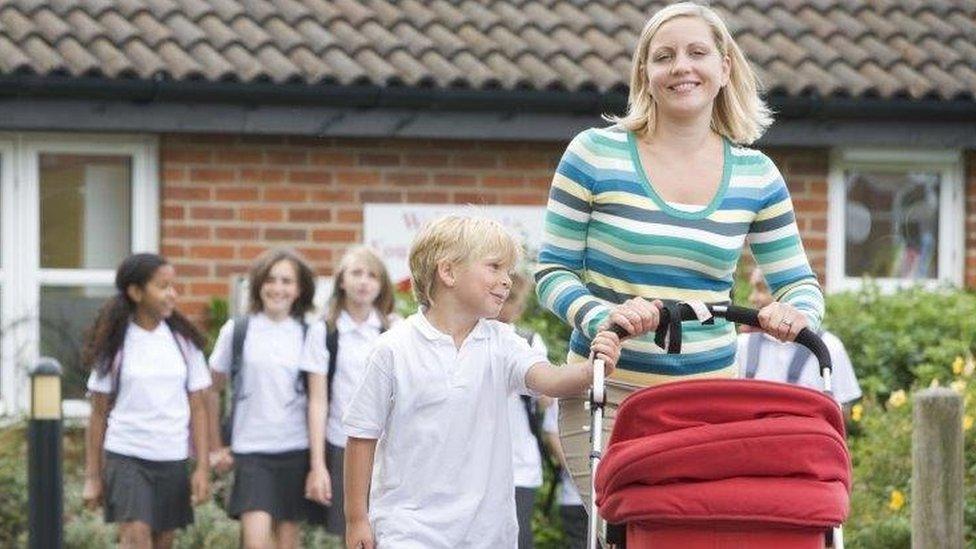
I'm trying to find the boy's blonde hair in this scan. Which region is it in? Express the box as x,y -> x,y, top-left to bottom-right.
606,1 -> 773,145
409,215 -> 521,308
325,245 -> 395,329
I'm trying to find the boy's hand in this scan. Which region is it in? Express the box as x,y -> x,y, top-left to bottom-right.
590,330 -> 621,376
346,517 -> 375,549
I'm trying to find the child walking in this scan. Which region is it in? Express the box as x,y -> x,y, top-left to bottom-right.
302,245 -> 397,536
207,248 -> 330,549
342,215 -> 622,549
83,253 -> 211,549
498,271 -> 550,549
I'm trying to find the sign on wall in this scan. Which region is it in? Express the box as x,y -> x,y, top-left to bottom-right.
363,203 -> 548,285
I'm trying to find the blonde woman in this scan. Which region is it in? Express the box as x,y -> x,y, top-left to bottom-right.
534,1 -> 825,506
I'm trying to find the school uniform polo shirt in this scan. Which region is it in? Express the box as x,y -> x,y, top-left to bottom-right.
300,310 -> 384,448
210,314 -> 324,454
87,321 -> 211,461
734,330 -> 862,405
343,311 -> 548,549
509,333 -> 548,489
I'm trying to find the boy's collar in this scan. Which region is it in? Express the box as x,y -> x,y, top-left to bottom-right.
413,309 -> 490,342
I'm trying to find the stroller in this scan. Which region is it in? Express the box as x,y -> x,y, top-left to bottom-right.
586,302 -> 851,548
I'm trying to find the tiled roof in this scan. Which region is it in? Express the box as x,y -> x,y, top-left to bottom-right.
1,0 -> 974,101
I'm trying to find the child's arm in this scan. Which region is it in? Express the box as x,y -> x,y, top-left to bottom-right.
345,436 -> 378,549
526,330 -> 620,397
205,372 -> 233,473
188,389 -> 211,505
83,393 -> 110,510
305,372 -> 331,505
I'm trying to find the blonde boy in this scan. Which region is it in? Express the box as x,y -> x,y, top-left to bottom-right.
342,215 -> 620,549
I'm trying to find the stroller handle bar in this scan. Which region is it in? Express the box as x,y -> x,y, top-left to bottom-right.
606,301 -> 833,378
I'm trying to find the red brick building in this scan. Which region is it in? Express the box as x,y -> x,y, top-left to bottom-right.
0,1 -> 974,411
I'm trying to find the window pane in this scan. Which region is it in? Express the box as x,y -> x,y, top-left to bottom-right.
40,154 -> 131,269
844,170 -> 940,280
40,286 -> 114,399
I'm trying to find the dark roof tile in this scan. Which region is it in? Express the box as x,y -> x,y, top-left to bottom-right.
0,0 -> 972,101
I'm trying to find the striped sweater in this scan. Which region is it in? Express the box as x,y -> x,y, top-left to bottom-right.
535,126 -> 824,387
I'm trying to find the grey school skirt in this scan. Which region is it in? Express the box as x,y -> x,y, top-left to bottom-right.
103,451 -> 193,532
229,449 -> 311,522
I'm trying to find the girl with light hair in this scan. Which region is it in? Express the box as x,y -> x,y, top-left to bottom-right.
535,0 -> 824,507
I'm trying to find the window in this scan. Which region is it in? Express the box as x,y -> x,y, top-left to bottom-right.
0,134 -> 158,415
827,149 -> 964,292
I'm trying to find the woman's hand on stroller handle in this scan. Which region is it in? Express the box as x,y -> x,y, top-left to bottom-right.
604,297 -> 664,339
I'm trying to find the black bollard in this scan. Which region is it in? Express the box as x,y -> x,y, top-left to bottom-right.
28,357 -> 63,549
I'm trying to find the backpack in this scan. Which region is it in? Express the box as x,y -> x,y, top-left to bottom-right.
221,315 -> 309,446
324,317 -> 387,403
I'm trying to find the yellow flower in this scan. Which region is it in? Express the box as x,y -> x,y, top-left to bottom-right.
851,404 -> 863,422
964,416 -> 973,432
888,489 -> 905,511
953,356 -> 965,375
950,380 -> 967,395
888,390 -> 907,408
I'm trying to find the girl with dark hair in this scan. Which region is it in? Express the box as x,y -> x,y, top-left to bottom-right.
82,253 -> 211,549
207,248 -> 329,549
301,245 -> 396,536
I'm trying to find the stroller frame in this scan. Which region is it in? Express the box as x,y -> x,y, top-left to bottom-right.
587,302 -> 845,549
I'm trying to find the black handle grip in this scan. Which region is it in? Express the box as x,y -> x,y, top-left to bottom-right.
709,304 -> 832,374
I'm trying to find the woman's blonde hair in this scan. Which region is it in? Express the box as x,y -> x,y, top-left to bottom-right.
409,214 -> 521,309
326,245 -> 395,329
607,1 -> 772,144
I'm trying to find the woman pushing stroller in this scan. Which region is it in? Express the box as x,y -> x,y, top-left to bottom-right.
534,0 -> 825,506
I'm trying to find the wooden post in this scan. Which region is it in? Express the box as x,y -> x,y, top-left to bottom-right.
912,388 -> 963,549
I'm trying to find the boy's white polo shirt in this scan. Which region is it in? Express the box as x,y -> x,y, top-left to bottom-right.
343,311 -> 547,549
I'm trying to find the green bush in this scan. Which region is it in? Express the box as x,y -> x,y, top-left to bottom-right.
0,426 -> 27,544
844,371 -> 975,548
824,285 -> 976,399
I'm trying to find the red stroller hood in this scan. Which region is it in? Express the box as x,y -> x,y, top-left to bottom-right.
595,379 -> 851,529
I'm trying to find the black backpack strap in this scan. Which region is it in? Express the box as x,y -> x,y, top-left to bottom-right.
325,320 -> 339,402
297,319 -> 310,395
223,315 -> 249,446
744,332 -> 764,379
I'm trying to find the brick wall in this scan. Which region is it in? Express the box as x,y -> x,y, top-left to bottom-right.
160,134 -> 831,324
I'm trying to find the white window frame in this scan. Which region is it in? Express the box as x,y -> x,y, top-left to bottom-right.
0,133 -> 159,416
827,148 -> 964,293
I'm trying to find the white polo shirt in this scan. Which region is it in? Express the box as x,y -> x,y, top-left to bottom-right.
343,311 -> 547,549
541,400 -> 584,507
509,331 -> 548,489
210,314 -> 324,454
299,310 -> 383,448
735,330 -> 862,405
87,321 -> 211,461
